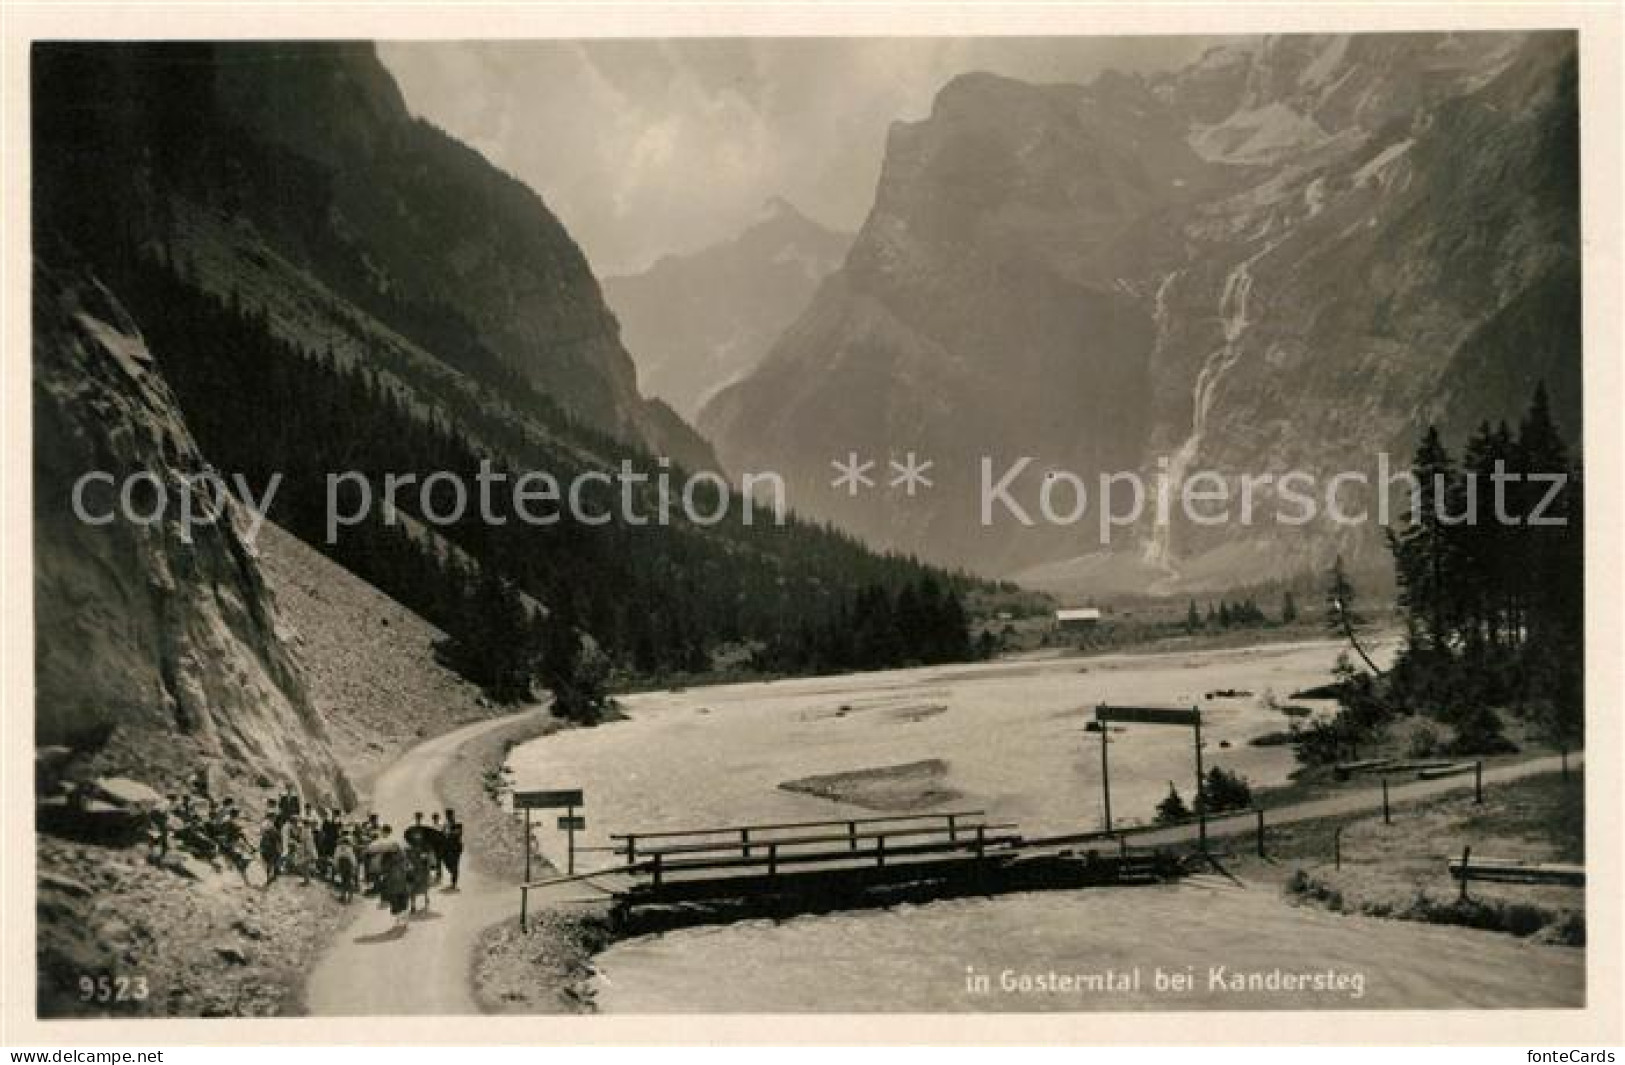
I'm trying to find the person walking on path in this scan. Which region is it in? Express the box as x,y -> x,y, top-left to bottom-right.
285,815 -> 316,886
427,812 -> 448,883
370,826 -> 413,929
317,809 -> 340,881
334,831 -> 359,904
440,808 -> 464,891
277,782 -> 302,826
258,815 -> 283,887
148,798 -> 173,861
408,834 -> 433,914
301,816 -> 320,886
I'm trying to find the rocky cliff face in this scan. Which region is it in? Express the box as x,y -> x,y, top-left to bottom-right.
605,198 -> 850,421
702,33 -> 1580,592
33,260 -> 352,806
33,41 -> 714,471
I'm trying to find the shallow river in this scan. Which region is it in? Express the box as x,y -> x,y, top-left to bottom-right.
504,638 -> 1580,1011
510,639 -> 1357,867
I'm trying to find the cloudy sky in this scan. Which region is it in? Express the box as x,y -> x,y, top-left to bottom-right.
379,37 -> 1219,276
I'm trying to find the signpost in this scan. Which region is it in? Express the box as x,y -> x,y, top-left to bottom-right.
1094,704 -> 1207,850
513,788 -> 585,929
514,789 -> 585,808
558,815 -> 586,874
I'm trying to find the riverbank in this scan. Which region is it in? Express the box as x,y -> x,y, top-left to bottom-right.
1251,769 -> 1585,943
464,749 -> 1586,1014
486,641 -> 1584,1012
573,763 -> 1584,1012
431,709 -> 615,1014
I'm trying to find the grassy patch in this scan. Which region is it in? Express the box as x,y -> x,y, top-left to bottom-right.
1266,771 -> 1584,944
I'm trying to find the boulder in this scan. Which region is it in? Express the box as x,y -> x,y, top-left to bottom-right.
156,852 -> 217,882
214,944 -> 249,966
91,777 -> 165,810
191,763 -> 231,801
40,798 -> 145,846
38,870 -> 93,898
35,746 -> 76,793
230,918 -> 266,941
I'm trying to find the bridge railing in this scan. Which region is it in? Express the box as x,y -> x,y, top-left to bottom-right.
609,809 -> 990,866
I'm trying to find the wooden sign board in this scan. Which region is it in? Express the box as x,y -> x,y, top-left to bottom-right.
1096,706 -> 1200,727
514,788 -> 583,809
557,815 -> 586,831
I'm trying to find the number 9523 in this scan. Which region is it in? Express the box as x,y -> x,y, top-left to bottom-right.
78,974 -> 149,1004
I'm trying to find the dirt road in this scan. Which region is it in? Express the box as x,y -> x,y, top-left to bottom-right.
305,712 -> 532,1016
1125,752 -> 1585,850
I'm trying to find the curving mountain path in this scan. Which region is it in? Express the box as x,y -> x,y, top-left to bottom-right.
305,711 -> 534,1016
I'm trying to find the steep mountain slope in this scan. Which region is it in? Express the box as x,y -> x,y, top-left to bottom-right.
703,33 -> 1580,592
254,520 -> 498,792
33,40 -> 992,704
32,41 -> 713,472
702,69 -> 1230,569
33,259 -> 352,806
604,198 -> 851,420
1131,31 -> 1579,592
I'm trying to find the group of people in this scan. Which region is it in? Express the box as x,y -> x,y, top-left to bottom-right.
253,785 -> 466,925
147,780 -> 466,929
146,791 -> 254,871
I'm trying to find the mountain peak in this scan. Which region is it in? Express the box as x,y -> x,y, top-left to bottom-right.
757,195 -> 804,223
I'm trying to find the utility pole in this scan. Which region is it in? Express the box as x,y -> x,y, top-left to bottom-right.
1193,706 -> 1207,853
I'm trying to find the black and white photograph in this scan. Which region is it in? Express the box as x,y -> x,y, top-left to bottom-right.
6,2 -> 1621,1048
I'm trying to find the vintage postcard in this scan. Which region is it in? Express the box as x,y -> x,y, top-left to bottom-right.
2,0 -> 1620,1048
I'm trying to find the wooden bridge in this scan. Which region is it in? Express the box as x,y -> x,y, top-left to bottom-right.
610,809 -> 1019,903
516,807 -> 1227,929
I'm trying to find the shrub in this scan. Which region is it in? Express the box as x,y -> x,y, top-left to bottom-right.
1199,766 -> 1253,813
1541,910 -> 1586,946
1408,722 -> 1440,759
1154,784 -> 1190,825
1293,716 -> 1349,766
1442,706 -> 1518,756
